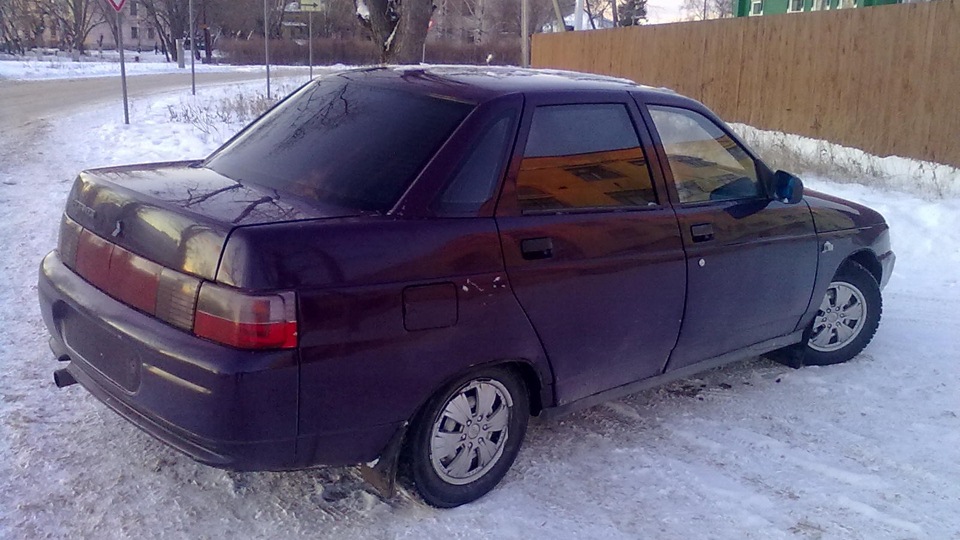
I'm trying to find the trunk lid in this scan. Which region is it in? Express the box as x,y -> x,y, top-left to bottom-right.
64,160 -> 359,280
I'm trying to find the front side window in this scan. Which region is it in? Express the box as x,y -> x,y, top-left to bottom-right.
517,104 -> 657,213
788,0 -> 804,12
649,105 -> 760,204
205,78 -> 473,212
751,0 -> 763,14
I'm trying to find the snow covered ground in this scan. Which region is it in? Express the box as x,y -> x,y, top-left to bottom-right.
1,77 -> 959,539
0,50 -> 274,81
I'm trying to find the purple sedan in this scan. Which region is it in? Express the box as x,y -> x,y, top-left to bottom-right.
38,66 -> 894,507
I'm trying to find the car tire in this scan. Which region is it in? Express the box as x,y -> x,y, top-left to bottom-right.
802,261 -> 882,366
405,366 -> 529,508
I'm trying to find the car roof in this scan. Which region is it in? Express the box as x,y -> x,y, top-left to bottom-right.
329,65 -> 679,103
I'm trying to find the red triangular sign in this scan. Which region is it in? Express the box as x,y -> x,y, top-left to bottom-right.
107,0 -> 127,12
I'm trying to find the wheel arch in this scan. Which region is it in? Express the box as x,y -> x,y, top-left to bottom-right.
407,358 -> 549,426
844,249 -> 882,285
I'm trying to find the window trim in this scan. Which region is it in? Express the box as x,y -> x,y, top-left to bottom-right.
749,0 -> 763,15
432,109 -> 520,216
512,101 -> 663,215
787,0 -> 804,12
642,103 -> 769,207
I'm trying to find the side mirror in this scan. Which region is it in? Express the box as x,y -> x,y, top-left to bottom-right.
773,170 -> 804,204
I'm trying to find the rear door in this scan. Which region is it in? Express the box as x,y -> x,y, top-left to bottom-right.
496,93 -> 686,404
638,101 -> 818,371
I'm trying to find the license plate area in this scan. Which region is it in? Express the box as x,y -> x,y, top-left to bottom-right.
62,308 -> 141,392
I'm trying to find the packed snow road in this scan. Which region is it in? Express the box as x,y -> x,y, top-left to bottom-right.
1,78 -> 958,539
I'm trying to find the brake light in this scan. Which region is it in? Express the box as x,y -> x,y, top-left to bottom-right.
194,283 -> 297,350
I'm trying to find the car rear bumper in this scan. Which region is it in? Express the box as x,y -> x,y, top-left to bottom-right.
38,251 -> 398,470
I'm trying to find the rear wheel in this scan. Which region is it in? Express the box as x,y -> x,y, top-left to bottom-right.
406,367 -> 529,508
803,261 -> 882,366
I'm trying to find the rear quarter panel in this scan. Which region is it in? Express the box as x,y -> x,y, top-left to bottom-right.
219,217 -> 551,463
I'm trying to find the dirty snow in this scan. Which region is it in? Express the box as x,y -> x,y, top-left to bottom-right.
1,76 -> 959,539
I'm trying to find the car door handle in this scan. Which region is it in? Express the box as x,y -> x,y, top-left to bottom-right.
691,223 -> 714,243
521,237 -> 554,260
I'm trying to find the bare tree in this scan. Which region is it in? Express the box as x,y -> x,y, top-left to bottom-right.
139,0 -> 188,62
0,0 -> 49,53
681,0 -> 734,20
356,0 -> 433,63
618,0 -> 647,25
46,0 -> 104,54
488,0 -> 572,35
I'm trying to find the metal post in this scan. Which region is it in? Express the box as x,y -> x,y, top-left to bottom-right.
189,0 -> 196,95
308,11 -> 313,79
117,10 -> 129,125
264,0 -> 271,99
521,0 -> 529,67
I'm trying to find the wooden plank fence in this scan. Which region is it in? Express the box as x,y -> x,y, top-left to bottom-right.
532,0 -> 960,168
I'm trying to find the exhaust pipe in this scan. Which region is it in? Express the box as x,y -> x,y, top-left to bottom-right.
54,368 -> 78,388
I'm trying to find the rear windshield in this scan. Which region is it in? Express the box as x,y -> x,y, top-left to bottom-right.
205,76 -> 474,212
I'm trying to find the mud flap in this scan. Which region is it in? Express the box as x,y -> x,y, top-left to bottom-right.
359,422 -> 407,499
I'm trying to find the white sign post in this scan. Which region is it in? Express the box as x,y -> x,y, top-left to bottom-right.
300,1 -> 322,80
107,0 -> 129,124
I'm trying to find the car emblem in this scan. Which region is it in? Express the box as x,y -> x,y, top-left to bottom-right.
112,220 -> 123,238
69,199 -> 96,220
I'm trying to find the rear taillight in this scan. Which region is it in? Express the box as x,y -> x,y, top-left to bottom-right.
58,214 -> 82,268
194,283 -> 298,350
60,218 -> 295,350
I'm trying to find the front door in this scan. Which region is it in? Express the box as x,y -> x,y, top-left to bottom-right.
497,98 -> 686,404
642,103 -> 819,371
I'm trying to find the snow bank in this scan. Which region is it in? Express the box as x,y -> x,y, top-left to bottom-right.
0,50 -> 264,81
732,123 -> 960,199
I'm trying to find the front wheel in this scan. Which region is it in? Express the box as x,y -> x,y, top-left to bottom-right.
405,367 -> 529,508
803,261 -> 882,366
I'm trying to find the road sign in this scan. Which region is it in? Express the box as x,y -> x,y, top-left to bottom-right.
107,0 -> 127,12
300,1 -> 322,12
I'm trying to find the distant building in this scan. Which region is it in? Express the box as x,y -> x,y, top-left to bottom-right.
736,0 -> 900,16
41,1 -> 159,52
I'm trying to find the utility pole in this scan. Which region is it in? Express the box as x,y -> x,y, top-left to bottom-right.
117,9 -> 129,124
521,0 -> 529,67
264,0 -> 271,99
574,0 -> 584,30
189,0 -> 196,95
308,10 -> 313,79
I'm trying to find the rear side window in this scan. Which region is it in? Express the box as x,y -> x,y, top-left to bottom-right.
517,104 -> 657,213
648,106 -> 760,204
205,78 -> 473,212
436,111 -> 517,214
